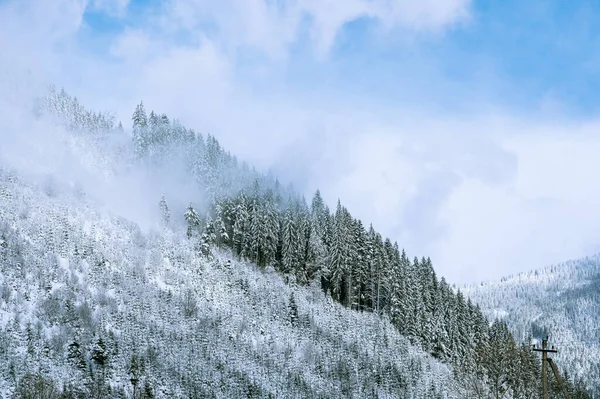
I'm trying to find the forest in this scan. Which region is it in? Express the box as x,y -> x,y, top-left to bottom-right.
0,86 -> 592,397
464,258 -> 600,397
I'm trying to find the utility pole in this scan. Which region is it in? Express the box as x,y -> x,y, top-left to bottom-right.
533,336 -> 569,399
130,376 -> 138,399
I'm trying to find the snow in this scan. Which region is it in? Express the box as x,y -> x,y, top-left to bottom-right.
464,256 -> 600,394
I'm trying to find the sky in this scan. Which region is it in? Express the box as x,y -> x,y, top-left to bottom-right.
2,0 -> 600,284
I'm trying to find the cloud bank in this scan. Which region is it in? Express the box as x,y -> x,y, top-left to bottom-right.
2,0 -> 600,284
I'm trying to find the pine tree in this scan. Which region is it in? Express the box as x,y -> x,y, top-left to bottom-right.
296,203 -> 312,284
344,215 -> 359,309
132,102 -> 148,158
281,206 -> 295,274
351,220 -> 369,311
378,239 -> 395,316
220,198 -> 237,245
184,204 -> 201,239
128,354 -> 140,381
148,110 -> 159,130
433,278 -> 452,361
91,337 -> 108,370
329,201 -> 348,303
159,195 -> 170,225
262,192 -> 280,267
242,201 -> 256,262
141,380 -> 154,399
418,257 -> 436,347
198,217 -> 217,259
288,292 -> 299,327
306,219 -> 327,285
232,194 -> 249,258
310,190 -> 326,229
307,190 -> 328,285
389,249 -> 406,330
213,204 -> 229,247
67,341 -> 86,371
247,200 -> 265,266
374,233 -> 387,314
197,232 -> 211,259
403,257 -> 422,342
485,320 -> 514,399
511,343 -> 539,399
454,290 -> 471,359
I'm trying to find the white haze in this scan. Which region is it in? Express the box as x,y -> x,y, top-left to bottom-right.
3,0 -> 600,284
0,72 -> 206,232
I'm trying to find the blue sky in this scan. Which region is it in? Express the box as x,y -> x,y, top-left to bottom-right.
77,0 -> 600,117
4,0 -> 600,284
303,0 -> 600,116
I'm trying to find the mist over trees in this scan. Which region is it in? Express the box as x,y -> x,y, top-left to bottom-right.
0,87 -> 592,398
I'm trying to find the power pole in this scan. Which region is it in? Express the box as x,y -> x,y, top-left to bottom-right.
533,336 -> 569,399
130,376 -> 138,399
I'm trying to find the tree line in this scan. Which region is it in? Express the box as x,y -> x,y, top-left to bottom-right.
12,90 -> 589,398
126,98 -> 593,398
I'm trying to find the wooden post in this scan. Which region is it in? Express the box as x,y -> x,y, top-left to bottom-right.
548,359 -> 570,399
533,336 -> 569,399
130,376 -> 138,399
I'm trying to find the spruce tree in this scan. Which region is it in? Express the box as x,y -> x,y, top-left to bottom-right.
288,292 -> 299,326
232,194 -> 249,258
329,201 -> 347,303
281,205 -> 297,274
213,204 -> 229,247
351,220 -> 369,311
159,195 -> 170,225
132,102 -> 148,158
184,204 -> 200,239
67,341 -> 86,371
263,192 -> 280,268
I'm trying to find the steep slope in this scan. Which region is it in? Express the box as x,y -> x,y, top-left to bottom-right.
463,257 -> 600,395
0,167 -> 457,398
0,82 -> 466,398
0,81 -> 592,398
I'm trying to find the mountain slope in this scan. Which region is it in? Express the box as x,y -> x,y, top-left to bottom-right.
0,82 -> 465,398
0,81 -> 592,398
463,257 -> 600,395
0,167 -> 457,398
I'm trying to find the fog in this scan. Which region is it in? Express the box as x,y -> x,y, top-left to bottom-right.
0,72 -> 206,232
2,0 -> 600,284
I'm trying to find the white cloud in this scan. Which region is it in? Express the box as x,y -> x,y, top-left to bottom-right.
383,0 -> 470,30
109,28 -> 153,63
162,0 -> 302,60
4,0 -> 600,286
301,0 -> 470,56
162,0 -> 471,58
257,110 -> 600,284
0,0 -> 86,76
135,40 -> 235,130
90,0 -> 130,17
430,125 -> 600,283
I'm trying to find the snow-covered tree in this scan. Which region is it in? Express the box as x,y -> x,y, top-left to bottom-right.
184,203 -> 201,239
159,195 -> 170,225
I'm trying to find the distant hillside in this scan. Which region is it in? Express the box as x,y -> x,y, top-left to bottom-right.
463,257 -> 600,396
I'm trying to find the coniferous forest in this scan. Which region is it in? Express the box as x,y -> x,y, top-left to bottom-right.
464,258 -> 600,397
0,86 -> 593,398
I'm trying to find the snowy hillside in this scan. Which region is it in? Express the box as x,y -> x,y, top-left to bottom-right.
0,80 -> 592,398
0,167 -> 458,398
463,257 -> 600,395
0,80 -> 463,398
